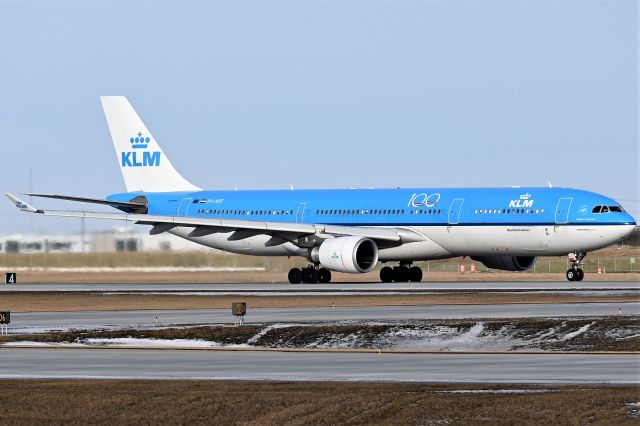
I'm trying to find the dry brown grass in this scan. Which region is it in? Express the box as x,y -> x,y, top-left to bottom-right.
1,292 -> 637,312
0,380 -> 637,425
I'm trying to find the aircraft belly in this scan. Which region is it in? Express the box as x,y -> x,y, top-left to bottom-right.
378,239 -> 453,262
420,226 -> 548,256
421,225 -> 634,257
415,226 -> 506,255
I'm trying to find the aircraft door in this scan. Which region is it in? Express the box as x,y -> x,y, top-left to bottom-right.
448,198 -> 465,224
554,198 -> 573,224
177,198 -> 193,216
296,203 -> 307,223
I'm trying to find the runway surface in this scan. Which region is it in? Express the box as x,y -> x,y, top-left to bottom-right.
7,302 -> 638,333
0,348 -> 636,383
2,281 -> 638,294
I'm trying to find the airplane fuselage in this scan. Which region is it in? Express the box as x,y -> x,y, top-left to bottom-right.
109,186 -> 636,261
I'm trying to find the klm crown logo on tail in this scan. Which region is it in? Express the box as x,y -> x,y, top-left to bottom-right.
121,132 -> 161,167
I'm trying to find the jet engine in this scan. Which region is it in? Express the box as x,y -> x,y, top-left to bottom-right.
314,236 -> 379,273
471,255 -> 537,272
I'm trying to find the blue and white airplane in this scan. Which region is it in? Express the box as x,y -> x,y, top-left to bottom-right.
6,97 -> 636,283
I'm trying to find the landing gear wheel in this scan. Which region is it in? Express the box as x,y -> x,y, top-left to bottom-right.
318,268 -> 332,283
380,266 -> 394,283
302,268 -> 318,284
393,266 -> 410,283
408,266 -> 423,282
288,268 -> 302,284
566,252 -> 587,282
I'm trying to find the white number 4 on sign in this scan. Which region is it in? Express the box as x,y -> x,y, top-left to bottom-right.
5,273 -> 16,284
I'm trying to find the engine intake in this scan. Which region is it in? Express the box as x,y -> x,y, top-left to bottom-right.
317,236 -> 378,273
471,255 -> 537,272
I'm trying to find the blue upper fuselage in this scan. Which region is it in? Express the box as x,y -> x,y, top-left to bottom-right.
107,187 -> 636,227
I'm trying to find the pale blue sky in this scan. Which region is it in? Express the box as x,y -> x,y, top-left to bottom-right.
0,0 -> 637,234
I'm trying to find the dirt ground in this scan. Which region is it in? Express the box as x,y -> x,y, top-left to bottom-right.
2,292 -> 637,312
0,380 -> 637,425
10,270 -> 640,283
3,317 -> 637,352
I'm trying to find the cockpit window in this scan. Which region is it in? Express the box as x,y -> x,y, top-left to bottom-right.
592,205 -> 624,213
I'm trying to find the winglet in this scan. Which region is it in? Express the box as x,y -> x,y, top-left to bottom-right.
5,193 -> 39,213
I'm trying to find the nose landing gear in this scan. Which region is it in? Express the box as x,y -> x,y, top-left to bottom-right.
566,252 -> 586,282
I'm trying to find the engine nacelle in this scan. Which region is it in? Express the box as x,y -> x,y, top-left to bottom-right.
316,236 -> 379,273
471,255 -> 537,272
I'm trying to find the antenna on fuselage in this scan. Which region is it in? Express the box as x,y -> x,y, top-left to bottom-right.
548,181 -> 553,188
289,184 -> 294,190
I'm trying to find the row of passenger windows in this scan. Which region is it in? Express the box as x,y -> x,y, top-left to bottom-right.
196,207 -> 548,217
197,209 -> 294,216
474,208 -> 545,215
592,205 -> 623,213
316,209 -> 442,215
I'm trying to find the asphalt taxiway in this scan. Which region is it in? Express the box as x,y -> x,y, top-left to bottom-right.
1,281 -> 638,301
2,281 -> 637,293
0,348 -> 636,384
6,302 -> 638,334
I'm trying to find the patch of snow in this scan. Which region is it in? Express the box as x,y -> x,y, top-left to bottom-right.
247,323 -> 305,344
3,341 -> 55,347
388,322 -> 514,351
81,337 -> 222,347
562,323 -> 592,340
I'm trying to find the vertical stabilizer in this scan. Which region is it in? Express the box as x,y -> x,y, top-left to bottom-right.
100,96 -> 200,193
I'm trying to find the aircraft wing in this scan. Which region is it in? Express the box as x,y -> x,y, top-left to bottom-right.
25,192 -> 147,211
5,193 -> 424,244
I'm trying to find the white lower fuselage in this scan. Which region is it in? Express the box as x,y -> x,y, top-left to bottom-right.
170,224 -> 634,262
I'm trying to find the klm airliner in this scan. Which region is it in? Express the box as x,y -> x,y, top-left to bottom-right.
6,97 -> 636,283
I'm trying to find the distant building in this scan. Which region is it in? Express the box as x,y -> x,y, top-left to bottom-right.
0,228 -> 216,253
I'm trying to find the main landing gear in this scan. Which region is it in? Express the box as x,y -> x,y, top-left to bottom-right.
566,252 -> 586,282
380,262 -> 423,283
288,265 -> 332,284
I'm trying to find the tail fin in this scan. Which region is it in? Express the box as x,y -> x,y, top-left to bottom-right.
100,96 -> 200,193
